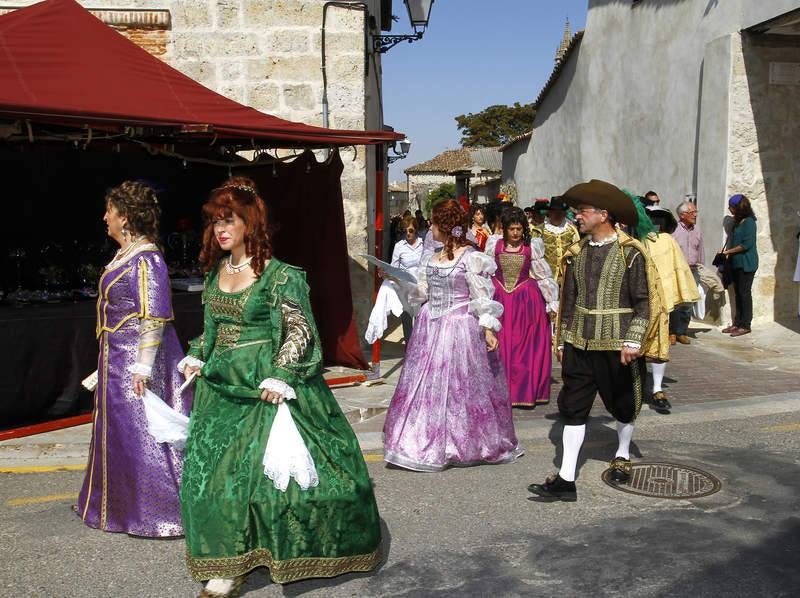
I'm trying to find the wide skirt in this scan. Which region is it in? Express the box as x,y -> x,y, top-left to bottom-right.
383,304 -> 522,472
76,326 -> 190,537
180,355 -> 381,584
493,278 -> 552,406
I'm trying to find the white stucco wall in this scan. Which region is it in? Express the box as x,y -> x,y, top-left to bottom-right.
506,0 -> 800,324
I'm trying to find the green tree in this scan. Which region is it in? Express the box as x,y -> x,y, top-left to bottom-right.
424,182 -> 457,218
455,102 -> 536,147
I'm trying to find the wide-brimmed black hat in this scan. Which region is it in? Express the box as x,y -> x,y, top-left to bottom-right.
645,205 -> 677,234
548,196 -> 569,211
563,179 -> 638,226
532,199 -> 550,213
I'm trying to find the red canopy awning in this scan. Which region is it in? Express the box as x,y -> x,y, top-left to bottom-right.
0,0 -> 402,147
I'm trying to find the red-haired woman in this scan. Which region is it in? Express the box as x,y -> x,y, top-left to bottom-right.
178,177 -> 381,596
383,199 -> 522,471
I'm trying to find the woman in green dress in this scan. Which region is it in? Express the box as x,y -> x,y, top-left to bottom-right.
179,177 -> 381,597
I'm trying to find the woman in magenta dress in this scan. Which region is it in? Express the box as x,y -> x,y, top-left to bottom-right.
76,181 -> 191,537
383,199 -> 522,472
486,206 -> 559,407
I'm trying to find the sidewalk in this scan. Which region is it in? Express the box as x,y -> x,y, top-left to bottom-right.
2,320 -> 798,469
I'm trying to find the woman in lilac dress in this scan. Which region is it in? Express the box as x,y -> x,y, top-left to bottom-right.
485,207 -> 559,407
76,181 -> 191,537
383,199 -> 522,472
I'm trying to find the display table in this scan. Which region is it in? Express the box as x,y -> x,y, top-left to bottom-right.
0,292 -> 203,427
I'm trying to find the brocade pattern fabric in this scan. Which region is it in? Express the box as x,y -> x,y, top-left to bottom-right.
76,247 -> 191,537
180,259 -> 381,583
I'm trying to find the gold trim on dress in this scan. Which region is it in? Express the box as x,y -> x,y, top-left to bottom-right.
187,545 -> 382,584
100,334 -> 109,529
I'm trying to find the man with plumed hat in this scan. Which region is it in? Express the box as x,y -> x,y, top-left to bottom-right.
528,180 -> 655,501
527,198 -> 550,235
534,196 -> 581,286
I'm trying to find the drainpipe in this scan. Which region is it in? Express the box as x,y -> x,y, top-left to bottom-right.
322,1 -> 385,377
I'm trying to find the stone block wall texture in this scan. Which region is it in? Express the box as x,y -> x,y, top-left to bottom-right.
0,0 -> 380,340
727,34 -> 800,323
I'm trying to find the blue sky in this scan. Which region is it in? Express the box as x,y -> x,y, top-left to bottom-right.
382,0 -> 589,181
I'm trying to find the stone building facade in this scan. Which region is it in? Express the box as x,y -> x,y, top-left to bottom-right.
502,1 -> 800,326
405,147 -> 501,214
0,0 -> 392,337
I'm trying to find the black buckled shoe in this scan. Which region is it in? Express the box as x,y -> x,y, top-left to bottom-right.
608,457 -> 632,484
527,474 -> 577,502
651,391 -> 672,414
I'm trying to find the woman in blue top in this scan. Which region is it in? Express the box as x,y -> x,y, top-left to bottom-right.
720,194 -> 758,337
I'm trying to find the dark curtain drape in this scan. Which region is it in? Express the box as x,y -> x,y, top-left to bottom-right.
242,151 -> 369,371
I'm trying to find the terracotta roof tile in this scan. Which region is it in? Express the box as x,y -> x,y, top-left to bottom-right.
404,148 -> 472,174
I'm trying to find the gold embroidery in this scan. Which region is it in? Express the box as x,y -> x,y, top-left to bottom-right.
187,545 -> 382,583
267,265 -> 290,307
81,337 -> 104,522
216,324 -> 242,348
100,334 -> 109,529
275,300 -> 313,368
632,360 -> 643,419
498,253 -> 525,293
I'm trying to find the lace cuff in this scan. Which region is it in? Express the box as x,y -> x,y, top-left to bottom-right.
622,342 -> 642,350
262,403 -> 319,492
258,378 -> 297,401
176,355 -> 204,373
130,362 -> 153,377
478,312 -> 502,332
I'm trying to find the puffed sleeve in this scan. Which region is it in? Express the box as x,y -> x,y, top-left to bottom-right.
466,249 -> 504,331
129,251 -> 173,377
484,234 -> 501,258
258,267 -> 324,398
529,238 -> 560,313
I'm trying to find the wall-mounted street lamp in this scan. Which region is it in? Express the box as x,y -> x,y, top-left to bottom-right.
387,138 -> 411,163
373,0 -> 434,53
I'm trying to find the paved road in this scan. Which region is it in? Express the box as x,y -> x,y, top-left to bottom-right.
2,391 -> 799,597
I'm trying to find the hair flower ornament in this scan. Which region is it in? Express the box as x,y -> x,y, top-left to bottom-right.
451,226 -> 463,237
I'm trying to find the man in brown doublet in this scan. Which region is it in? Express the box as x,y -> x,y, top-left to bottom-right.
529,180 -> 651,502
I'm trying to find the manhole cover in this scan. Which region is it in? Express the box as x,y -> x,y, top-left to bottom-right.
601,462 -> 721,498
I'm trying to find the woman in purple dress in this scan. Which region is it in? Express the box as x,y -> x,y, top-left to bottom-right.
383,199 -> 522,472
486,207 -> 559,407
75,181 -> 191,537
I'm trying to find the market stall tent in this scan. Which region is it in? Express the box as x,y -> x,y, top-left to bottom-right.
0,0 -> 400,147
0,0 -> 400,433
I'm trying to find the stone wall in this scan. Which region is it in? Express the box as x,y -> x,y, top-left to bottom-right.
727,33 -> 800,323
0,0 -> 385,340
502,0 -> 800,326
407,173 -> 455,215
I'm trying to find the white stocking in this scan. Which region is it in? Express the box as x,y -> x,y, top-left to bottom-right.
651,362 -> 667,393
558,424 -> 586,482
615,421 -> 634,460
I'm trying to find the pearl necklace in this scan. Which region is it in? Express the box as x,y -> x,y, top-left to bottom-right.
225,255 -> 253,274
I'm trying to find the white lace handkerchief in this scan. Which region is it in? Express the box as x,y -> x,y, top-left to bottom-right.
142,389 -> 190,449
263,402 -> 319,492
